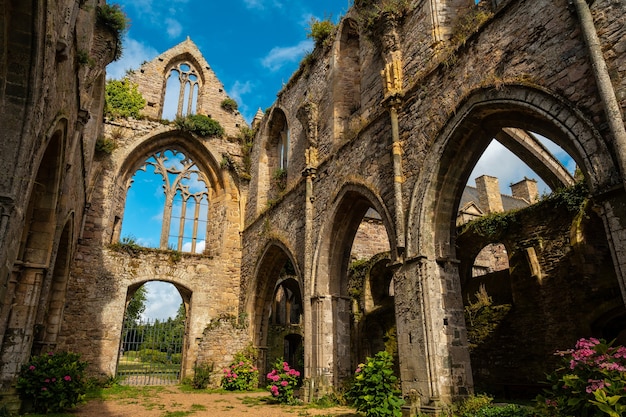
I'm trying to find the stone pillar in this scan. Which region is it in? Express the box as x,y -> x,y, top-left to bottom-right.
394,255 -> 473,414
511,178 -> 538,204
475,175 -> 503,214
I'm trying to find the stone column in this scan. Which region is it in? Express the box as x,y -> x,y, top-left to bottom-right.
394,255 -> 473,414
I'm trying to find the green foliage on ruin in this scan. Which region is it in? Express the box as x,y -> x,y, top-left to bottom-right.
220,98 -> 238,112
95,136 -> 117,155
175,114 -> 224,138
104,79 -> 146,119
237,126 -> 256,179
355,0 -> 411,36
96,4 -> 129,61
461,181 -> 588,239
464,285 -> 511,351
307,17 -> 337,48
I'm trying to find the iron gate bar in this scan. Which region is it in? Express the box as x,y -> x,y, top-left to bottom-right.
116,317 -> 185,385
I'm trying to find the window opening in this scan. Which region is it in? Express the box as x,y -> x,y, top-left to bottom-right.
121,149 -> 209,253
162,62 -> 200,120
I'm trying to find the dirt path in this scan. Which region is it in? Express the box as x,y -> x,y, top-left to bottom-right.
73,388 -> 358,417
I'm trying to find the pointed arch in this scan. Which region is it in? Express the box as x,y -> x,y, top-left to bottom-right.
407,85 -> 618,259
310,182 -> 396,386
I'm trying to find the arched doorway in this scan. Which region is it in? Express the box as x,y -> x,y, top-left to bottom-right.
116,281 -> 188,385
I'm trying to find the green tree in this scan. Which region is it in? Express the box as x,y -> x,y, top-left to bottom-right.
105,78 -> 146,119
125,286 -> 147,325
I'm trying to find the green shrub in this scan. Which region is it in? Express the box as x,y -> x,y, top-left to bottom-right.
347,350 -> 404,417
16,351 -> 88,413
175,114 -> 224,138
105,79 -> 146,119
95,136 -> 117,154
220,98 -> 238,112
192,362 -> 213,390
96,4 -> 129,61
221,352 -> 259,391
455,394 -> 532,417
307,17 -> 336,48
266,358 -> 301,404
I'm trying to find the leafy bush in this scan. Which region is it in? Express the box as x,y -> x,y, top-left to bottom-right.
266,358 -> 301,404
16,351 -> 88,413
221,352 -> 259,391
307,17 -> 336,48
536,338 -> 626,417
95,136 -> 117,154
220,98 -> 238,112
175,114 -> 224,138
347,350 -> 404,417
456,394 -> 532,417
96,4 -> 129,61
105,79 -> 146,119
192,362 -> 213,389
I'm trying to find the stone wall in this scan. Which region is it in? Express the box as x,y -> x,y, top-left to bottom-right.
457,196 -> 622,396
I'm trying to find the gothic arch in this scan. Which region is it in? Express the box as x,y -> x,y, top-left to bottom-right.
111,130 -> 230,250
310,182 -> 396,385
407,85 -> 618,259
314,183 -> 396,295
248,240 -> 301,344
247,240 -> 302,375
332,17 -> 361,140
32,216 -> 74,355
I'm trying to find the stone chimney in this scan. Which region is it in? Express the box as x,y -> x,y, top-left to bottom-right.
511,177 -> 539,204
475,175 -> 504,214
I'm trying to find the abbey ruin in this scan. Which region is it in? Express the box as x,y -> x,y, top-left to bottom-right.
1,0 -> 626,414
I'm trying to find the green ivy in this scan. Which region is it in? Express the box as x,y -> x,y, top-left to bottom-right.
175,114 -> 224,138
105,79 -> 146,119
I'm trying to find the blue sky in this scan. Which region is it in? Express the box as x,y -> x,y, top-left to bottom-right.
107,0 -> 575,320
106,0 -> 352,123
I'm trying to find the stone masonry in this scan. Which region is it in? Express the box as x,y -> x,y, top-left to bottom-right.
1,1 -> 626,415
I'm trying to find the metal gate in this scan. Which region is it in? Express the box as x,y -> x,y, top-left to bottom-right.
116,318 -> 185,385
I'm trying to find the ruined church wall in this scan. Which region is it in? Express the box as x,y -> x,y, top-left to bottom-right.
60,117 -> 247,378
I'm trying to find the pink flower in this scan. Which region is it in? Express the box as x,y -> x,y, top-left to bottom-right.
586,379 -> 609,393
41,387 -> 47,391
29,365 -> 36,371
281,380 -> 288,387
44,379 -> 50,383
270,385 -> 279,396
355,367 -> 361,373
52,378 -> 56,382
64,375 -> 71,381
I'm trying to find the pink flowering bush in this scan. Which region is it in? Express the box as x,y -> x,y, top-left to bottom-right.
16,351 -> 87,413
221,352 -> 259,391
536,338 -> 626,417
266,358 -> 301,404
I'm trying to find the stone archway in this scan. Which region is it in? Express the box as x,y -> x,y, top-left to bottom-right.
311,183 -> 396,389
399,85 -> 621,405
248,242 -> 303,379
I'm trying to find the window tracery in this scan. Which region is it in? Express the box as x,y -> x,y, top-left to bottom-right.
163,62 -> 200,119
122,149 -> 209,253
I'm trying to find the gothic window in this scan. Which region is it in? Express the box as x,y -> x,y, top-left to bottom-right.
277,128 -> 289,170
162,62 -> 200,120
121,149 -> 209,253
271,279 -> 302,325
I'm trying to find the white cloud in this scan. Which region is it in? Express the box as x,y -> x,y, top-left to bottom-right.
165,18 -> 183,38
261,39 -> 313,72
142,281 -> 182,320
106,36 -> 159,80
243,0 -> 283,10
469,140 -> 550,196
182,240 -> 205,254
